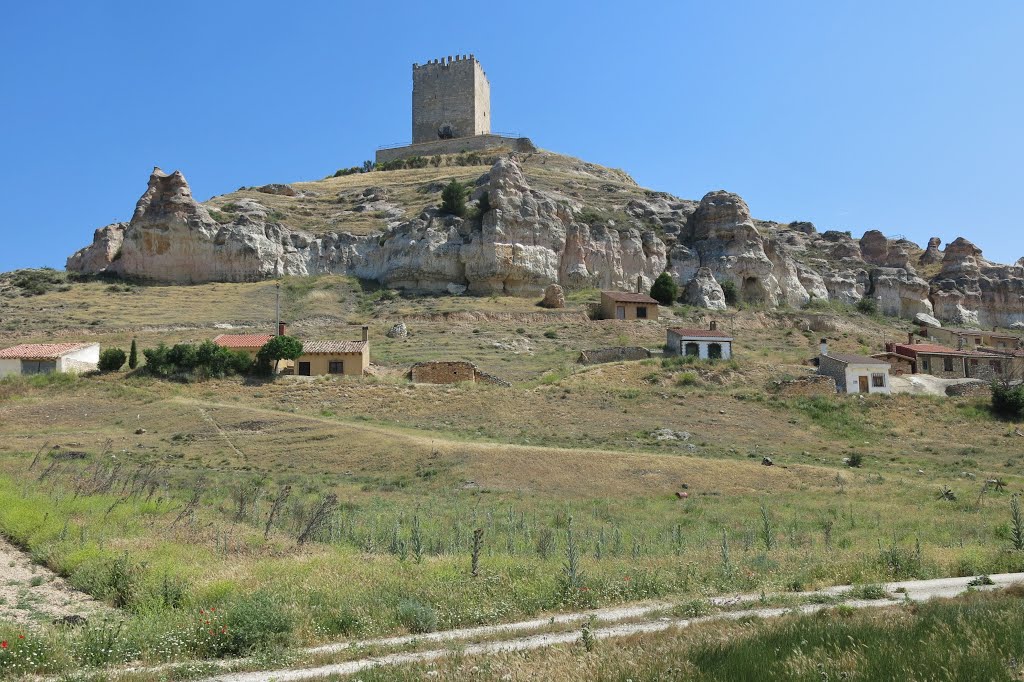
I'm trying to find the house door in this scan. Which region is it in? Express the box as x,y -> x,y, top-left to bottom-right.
858,375 -> 869,393
298,362 -> 311,376
615,306 -> 625,320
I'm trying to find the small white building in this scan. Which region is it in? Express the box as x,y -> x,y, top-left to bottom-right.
666,322 -> 733,360
816,339 -> 891,394
0,343 -> 100,378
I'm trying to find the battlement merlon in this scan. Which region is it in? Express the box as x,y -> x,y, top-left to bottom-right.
412,54 -> 487,77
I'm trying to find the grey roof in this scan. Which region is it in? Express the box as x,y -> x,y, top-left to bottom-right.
824,352 -> 889,366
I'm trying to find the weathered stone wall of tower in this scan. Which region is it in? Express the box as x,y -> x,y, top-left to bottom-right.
412,55 -> 491,144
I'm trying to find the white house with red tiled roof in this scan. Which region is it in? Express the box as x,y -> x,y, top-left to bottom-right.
666,322 -> 733,359
0,342 -> 100,377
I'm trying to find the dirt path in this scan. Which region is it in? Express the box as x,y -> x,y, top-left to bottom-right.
199,573 -> 1024,682
0,535 -> 107,627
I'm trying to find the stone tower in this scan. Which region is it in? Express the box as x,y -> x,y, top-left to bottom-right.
412,55 -> 490,144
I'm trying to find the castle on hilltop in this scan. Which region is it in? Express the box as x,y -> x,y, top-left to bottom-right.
376,54 -> 536,164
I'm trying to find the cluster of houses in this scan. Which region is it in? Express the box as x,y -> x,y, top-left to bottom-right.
813,324 -> 1023,395
2,278 -> 1021,398
0,323 -> 370,379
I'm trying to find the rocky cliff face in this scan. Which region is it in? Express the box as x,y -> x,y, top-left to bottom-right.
66,153 -> 1022,326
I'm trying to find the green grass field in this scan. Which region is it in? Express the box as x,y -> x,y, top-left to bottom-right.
1,277 -> 1023,677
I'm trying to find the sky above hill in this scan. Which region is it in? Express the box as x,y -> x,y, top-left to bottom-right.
1,1 -> 1021,273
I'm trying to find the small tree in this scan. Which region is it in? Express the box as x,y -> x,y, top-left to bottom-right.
128,338 -> 138,370
720,280 -> 739,306
257,335 -> 303,374
440,179 -> 469,217
98,348 -> 127,372
650,272 -> 678,305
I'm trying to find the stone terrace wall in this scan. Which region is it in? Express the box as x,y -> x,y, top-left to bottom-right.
945,380 -> 991,398
577,347 -> 653,365
770,375 -> 837,397
376,135 -> 537,164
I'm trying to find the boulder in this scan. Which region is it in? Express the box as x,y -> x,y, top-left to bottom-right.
859,230 -> 888,265
539,283 -> 565,308
684,267 -> 726,310
914,312 -> 941,327
386,323 -> 408,338
256,183 -> 297,196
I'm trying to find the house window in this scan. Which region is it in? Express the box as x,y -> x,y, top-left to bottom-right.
329,361 -> 344,374
872,373 -> 885,387
922,358 -> 930,372
992,360 -> 1003,373
975,338 -> 982,345
943,357 -> 954,372
708,343 -> 722,360
684,342 -> 699,357
636,306 -> 648,319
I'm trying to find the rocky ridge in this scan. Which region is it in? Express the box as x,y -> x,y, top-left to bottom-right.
67,152 -> 1024,327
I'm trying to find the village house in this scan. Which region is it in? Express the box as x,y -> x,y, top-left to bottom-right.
883,334 -> 1009,381
600,291 -> 659,320
816,339 -> 891,394
0,342 -> 100,378
666,322 -> 733,359
918,324 -> 1021,351
293,327 -> 369,377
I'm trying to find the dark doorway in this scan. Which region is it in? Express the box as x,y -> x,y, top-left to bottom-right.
298,362 -> 311,376
684,342 -> 700,357
708,343 -> 722,360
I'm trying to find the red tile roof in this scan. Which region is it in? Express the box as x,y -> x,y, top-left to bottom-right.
300,341 -> 367,354
668,328 -> 733,339
0,342 -> 95,360
601,291 -> 659,304
213,334 -> 274,349
893,342 -> 966,357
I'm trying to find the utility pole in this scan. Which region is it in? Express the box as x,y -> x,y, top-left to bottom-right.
276,280 -> 281,335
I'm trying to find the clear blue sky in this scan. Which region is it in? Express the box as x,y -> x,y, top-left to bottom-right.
2,1 -> 1021,272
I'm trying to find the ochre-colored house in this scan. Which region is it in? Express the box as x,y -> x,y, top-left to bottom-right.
600,291 -> 659,320
293,327 -> 370,377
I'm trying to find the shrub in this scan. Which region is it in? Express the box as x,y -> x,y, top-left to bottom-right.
650,272 -> 679,306
142,341 -> 253,379
855,298 -> 878,315
543,330 -> 558,339
676,372 -> 699,387
720,280 -> 738,306
396,598 -> 437,633
847,452 -> 864,468
440,179 -> 469,217
98,348 -> 127,372
218,591 -> 294,655
128,339 -> 138,370
992,382 -> 1024,418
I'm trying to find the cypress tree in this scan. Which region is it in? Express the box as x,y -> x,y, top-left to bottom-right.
128,338 -> 138,369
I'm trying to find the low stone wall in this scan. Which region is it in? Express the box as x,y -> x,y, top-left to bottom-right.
409,361 -> 509,387
577,347 -> 653,365
945,381 -> 991,398
770,375 -> 837,397
376,135 -> 538,164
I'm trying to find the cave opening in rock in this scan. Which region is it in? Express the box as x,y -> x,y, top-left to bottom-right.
741,277 -> 763,303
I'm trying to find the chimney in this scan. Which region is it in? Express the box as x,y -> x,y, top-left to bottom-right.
361,325 -> 369,343
885,341 -> 895,353
636,275 -> 643,293
907,332 -> 915,345
710,320 -> 718,331
278,321 -> 286,336
820,338 -> 828,356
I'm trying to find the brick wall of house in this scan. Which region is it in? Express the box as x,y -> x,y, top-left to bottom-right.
772,375 -> 837,397
410,361 -> 478,384
816,355 -> 849,392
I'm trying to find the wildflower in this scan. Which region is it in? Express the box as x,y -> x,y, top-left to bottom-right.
210,607 -> 216,612
624,576 -> 631,581
208,630 -> 214,635
1,641 -> 6,649
17,635 -> 24,640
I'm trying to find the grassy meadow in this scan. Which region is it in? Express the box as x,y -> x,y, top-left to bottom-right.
1,274 -> 1024,676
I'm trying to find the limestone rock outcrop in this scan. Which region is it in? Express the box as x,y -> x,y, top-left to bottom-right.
684,267 -> 726,310
64,154 -> 1024,327
539,283 -> 565,308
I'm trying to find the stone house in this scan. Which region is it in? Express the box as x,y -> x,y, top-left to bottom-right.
919,324 -> 1020,351
666,322 -> 733,360
600,291 -> 659,320
816,340 -> 891,394
0,342 -> 100,378
293,327 -> 370,377
869,350 -> 915,375
409,360 -> 509,386
885,336 -> 1010,381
